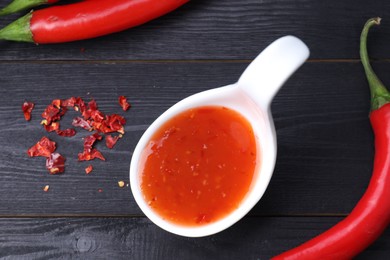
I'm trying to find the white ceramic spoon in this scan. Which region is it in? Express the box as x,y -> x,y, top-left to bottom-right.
130,35 -> 310,237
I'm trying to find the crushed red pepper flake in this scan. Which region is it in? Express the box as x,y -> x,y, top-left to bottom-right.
93,132 -> 103,140
22,101 -> 34,121
85,165 -> 93,174
118,96 -> 131,111
90,110 -> 105,123
44,122 -> 60,132
72,117 -> 92,131
79,133 -> 105,161
106,134 -> 120,149
78,148 -> 105,161
46,152 -> 66,174
56,128 -> 76,137
27,136 -> 56,158
88,99 -> 98,111
83,134 -> 100,151
75,97 -> 87,115
92,114 -> 126,134
51,99 -> 61,109
26,96 -> 129,174
41,103 -> 61,125
61,97 -> 77,108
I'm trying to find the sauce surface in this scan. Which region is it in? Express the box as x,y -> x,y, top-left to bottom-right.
140,106 -> 257,226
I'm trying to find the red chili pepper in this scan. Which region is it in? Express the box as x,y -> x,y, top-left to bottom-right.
0,0 -> 59,16
272,17 -> 390,260
22,101 -> 34,121
119,96 -> 131,111
0,0 -> 189,43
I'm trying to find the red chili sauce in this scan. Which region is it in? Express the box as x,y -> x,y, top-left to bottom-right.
140,106 -> 258,226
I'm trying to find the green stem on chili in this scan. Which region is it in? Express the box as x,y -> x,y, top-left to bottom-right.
0,11 -> 32,42
272,17 -> 390,260
0,0 -> 58,16
0,0 -> 189,44
360,17 -> 390,110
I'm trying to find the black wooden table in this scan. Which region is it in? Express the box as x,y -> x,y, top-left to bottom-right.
1,0 -> 390,259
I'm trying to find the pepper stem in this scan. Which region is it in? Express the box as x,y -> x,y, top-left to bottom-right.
360,17 -> 390,110
0,12 -> 33,42
0,0 -> 47,16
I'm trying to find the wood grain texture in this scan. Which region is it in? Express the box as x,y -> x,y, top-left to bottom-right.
0,0 -> 387,258
0,60 -> 385,216
0,217 -> 387,259
0,0 -> 389,60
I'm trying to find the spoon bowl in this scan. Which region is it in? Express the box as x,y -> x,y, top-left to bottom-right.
130,36 -> 310,237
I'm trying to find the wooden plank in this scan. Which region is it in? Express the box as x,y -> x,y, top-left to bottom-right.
0,0 -> 389,60
0,61 -> 384,215
0,216 -> 387,259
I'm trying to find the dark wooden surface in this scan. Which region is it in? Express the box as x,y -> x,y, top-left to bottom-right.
0,0 -> 390,259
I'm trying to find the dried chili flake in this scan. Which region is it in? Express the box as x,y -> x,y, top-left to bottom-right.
83,134 -> 99,151
118,96 -> 131,111
46,152 -> 65,174
93,132 -> 103,140
78,148 -> 105,161
57,106 -> 68,117
92,122 -> 108,134
27,136 -> 56,158
72,117 -> 92,131
41,104 -> 61,125
88,99 -> 98,111
91,149 -> 105,161
108,114 -> 126,128
80,100 -> 99,121
44,122 -> 60,132
78,133 -> 105,161
90,110 -> 105,123
85,165 -> 93,174
26,95 -> 129,174
51,99 -> 61,109
22,101 -> 34,121
103,114 -> 126,134
75,97 -> 87,114
56,128 -> 76,137
61,97 -> 77,108
106,134 -> 120,149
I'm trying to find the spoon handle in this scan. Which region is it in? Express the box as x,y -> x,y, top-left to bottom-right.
238,36 -> 310,110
